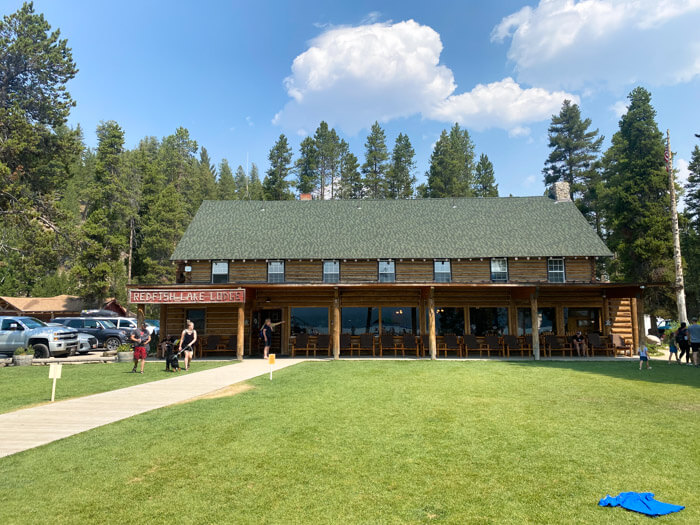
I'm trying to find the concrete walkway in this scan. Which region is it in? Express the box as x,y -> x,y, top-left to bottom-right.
0,358 -> 306,458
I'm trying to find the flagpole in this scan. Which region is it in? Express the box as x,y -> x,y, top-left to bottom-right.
668,129 -> 687,324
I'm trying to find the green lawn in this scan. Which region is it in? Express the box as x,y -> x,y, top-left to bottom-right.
2,360 -> 698,524
0,359 -> 234,414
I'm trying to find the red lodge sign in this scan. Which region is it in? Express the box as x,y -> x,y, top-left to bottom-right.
129,288 -> 245,304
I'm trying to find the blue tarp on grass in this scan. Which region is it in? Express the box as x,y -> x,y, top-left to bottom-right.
599,492 -> 684,517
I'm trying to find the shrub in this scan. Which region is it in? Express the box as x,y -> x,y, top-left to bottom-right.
13,346 -> 33,356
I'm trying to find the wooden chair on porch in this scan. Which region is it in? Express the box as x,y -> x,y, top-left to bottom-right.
611,333 -> 632,356
357,333 -> 376,357
482,335 -> 504,357
587,332 -> 613,357
462,334 -> 484,357
380,334 -> 403,357
421,334 -> 430,356
439,334 -> 462,358
544,335 -> 572,357
291,333 -> 317,357
402,334 -> 420,358
226,334 -> 237,354
315,334 -> 331,357
339,334 -> 353,356
503,335 -> 530,358
201,335 -> 222,357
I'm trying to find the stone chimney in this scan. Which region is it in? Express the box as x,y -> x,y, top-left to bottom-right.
548,181 -> 571,202
299,193 -> 312,201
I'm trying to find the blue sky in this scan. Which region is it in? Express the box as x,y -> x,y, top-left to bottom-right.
5,0 -> 700,197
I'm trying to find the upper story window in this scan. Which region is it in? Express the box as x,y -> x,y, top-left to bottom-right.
490,258 -> 508,283
548,258 -> 565,283
434,260 -> 451,283
378,260 -> 395,283
323,260 -> 340,283
268,260 -> 285,283
211,261 -> 229,284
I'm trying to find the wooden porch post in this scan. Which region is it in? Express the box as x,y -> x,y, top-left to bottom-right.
237,303 -> 245,361
530,291 -> 540,360
602,294 -> 610,336
635,293 -> 645,356
631,296 -> 639,355
556,305 -> 565,335
428,286 -> 436,360
333,288 -> 340,360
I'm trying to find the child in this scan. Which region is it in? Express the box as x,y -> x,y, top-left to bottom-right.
667,329 -> 679,364
639,345 -> 651,370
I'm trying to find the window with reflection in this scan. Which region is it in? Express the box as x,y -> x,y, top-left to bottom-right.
290,307 -> 329,335
323,260 -> 339,283
431,307 -> 465,336
211,261 -> 229,284
378,260 -> 395,282
186,309 -> 206,333
548,258 -> 565,283
380,307 -> 418,335
564,307 -> 600,333
469,307 -> 509,336
341,307 -> 379,334
434,260 -> 451,282
267,260 -> 284,283
490,258 -> 508,282
517,308 -> 556,335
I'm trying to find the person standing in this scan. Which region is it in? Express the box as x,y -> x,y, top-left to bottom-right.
689,318 -> 700,368
667,328 -> 679,364
179,320 -> 197,371
130,324 -> 151,374
677,322 -> 691,365
639,345 -> 651,370
261,318 -> 284,359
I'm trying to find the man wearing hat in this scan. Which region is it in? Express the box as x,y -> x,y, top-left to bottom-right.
688,317 -> 700,367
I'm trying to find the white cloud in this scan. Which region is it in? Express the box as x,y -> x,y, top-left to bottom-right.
610,100 -> 628,118
523,174 -> 537,186
492,0 -> 700,90
246,116 -> 254,127
273,20 -> 576,135
430,78 -> 577,131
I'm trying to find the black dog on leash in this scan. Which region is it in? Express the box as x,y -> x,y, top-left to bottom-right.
161,336 -> 182,372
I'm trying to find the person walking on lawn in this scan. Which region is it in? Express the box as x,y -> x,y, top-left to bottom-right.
639,345 -> 651,370
130,324 -> 151,374
677,322 -> 691,365
690,318 -> 700,368
667,328 -> 680,364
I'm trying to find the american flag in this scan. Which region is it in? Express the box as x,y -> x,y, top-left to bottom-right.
665,144 -> 671,172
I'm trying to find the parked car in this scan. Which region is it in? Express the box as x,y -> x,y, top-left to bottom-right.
77,333 -> 99,354
51,317 -> 130,352
145,319 -> 160,337
0,316 -> 79,357
90,316 -> 138,333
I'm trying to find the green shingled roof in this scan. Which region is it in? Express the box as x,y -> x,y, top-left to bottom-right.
171,197 -> 613,260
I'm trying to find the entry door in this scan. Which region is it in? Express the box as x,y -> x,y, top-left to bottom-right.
253,309 -> 283,356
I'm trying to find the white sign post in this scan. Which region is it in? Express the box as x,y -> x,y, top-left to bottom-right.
48,363 -> 62,402
269,354 -> 275,380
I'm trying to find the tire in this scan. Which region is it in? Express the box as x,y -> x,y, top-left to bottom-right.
33,343 -> 50,359
105,337 -> 121,352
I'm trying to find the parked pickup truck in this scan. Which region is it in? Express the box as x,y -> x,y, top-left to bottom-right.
0,316 -> 79,358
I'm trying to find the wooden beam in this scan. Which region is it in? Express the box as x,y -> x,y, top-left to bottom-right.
237,304 -> 245,361
530,292 -> 540,360
332,288 -> 340,360
602,295 -> 610,336
428,287 -> 436,360
631,296 -> 639,354
556,305 -> 565,335
137,304 -> 145,328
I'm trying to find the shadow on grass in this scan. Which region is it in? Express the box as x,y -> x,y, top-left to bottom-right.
503,359 -> 700,389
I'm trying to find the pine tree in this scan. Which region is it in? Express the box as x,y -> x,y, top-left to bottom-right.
600,87 -> 673,314
542,99 -> 604,230
473,154 -> 498,197
682,146 -> 700,316
198,146 -> 218,202
263,135 -> 294,200
386,133 -> 416,198
249,163 -> 264,200
684,146 -> 700,229
337,140 -> 363,199
217,159 -> 236,200
234,165 -> 249,199
295,136 -> 318,195
362,121 -> 389,198
425,124 -> 476,197
313,122 -> 341,199
73,121 -> 131,304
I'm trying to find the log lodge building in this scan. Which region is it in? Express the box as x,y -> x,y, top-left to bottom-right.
129,182 -> 644,360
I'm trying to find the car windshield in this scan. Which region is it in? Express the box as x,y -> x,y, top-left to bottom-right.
22,318 -> 47,329
99,320 -> 117,328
